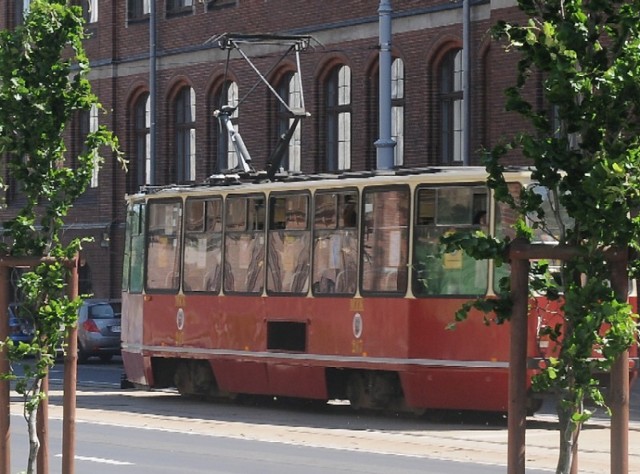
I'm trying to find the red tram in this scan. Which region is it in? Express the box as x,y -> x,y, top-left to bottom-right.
120,167 -> 593,413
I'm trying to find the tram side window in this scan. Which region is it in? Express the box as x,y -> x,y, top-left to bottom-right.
224,195 -> 265,293
123,202 -> 145,293
312,191 -> 358,294
413,186 -> 488,296
267,193 -> 311,294
183,197 -> 223,292
146,200 -> 182,291
361,187 -> 409,294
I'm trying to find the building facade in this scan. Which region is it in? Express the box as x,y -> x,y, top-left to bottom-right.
0,0 -> 531,299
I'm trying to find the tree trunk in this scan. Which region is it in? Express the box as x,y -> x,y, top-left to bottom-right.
556,397 -> 581,474
25,378 -> 42,474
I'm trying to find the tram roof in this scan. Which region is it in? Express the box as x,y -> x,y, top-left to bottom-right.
126,166 -> 534,201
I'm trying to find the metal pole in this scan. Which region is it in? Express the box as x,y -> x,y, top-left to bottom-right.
36,375 -> 48,474
149,0 -> 157,185
62,257 -> 79,474
0,266 -> 10,474
374,0 -> 395,170
507,252 -> 529,474
609,255 -> 629,474
462,0 -> 471,166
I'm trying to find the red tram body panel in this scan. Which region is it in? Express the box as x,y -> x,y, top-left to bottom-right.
123,291 -> 536,411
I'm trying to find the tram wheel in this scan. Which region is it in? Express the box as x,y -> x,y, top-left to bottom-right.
174,361 -> 195,396
346,372 -> 369,410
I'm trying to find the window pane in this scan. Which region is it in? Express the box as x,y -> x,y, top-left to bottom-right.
288,73 -> 302,171
176,87 -> 196,181
361,187 -> 409,293
440,49 -> 464,165
453,99 -> 463,163
338,66 -> 351,105
338,112 -> 351,170
391,58 -> 404,100
312,191 -> 358,294
224,196 -> 265,293
90,104 -> 99,187
453,50 -> 463,91
227,82 -> 239,169
413,186 -> 488,296
184,198 -> 223,292
267,194 -> 310,294
392,105 -> 404,166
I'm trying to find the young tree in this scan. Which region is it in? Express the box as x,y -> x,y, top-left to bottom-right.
444,1 -> 640,472
0,1 -> 122,472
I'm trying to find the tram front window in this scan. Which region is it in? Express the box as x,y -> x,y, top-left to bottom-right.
146,200 -> 182,291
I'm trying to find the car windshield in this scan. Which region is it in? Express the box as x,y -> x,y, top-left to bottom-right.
89,303 -> 121,319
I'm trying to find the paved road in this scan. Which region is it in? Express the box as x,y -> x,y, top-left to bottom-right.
5,360 -> 640,473
8,413 -> 552,474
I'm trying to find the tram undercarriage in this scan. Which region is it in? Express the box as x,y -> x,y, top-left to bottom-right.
141,355 -> 543,415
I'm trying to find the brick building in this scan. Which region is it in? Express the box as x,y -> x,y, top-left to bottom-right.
0,0 -> 529,299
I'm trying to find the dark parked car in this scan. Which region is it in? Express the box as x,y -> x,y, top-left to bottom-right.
77,299 -> 121,363
7,303 -> 35,344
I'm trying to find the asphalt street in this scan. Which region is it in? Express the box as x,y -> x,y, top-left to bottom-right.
4,359 -> 640,473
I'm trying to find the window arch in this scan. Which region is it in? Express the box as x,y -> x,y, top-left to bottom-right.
391,58 -> 405,166
439,49 -> 464,164
132,92 -> 150,191
276,71 -> 302,172
175,86 -> 196,182
325,65 -> 351,171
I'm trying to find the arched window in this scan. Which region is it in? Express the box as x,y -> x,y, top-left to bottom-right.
325,65 -> 351,171
212,81 -> 239,171
276,72 -> 302,172
391,58 -> 405,166
133,93 -> 150,190
440,49 -> 464,164
175,86 -> 196,182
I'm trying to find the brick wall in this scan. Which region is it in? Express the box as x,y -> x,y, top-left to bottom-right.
0,0 -> 535,298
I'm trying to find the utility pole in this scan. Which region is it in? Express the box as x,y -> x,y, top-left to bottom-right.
375,0 -> 396,170
149,0 -> 157,185
462,0 -> 471,166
